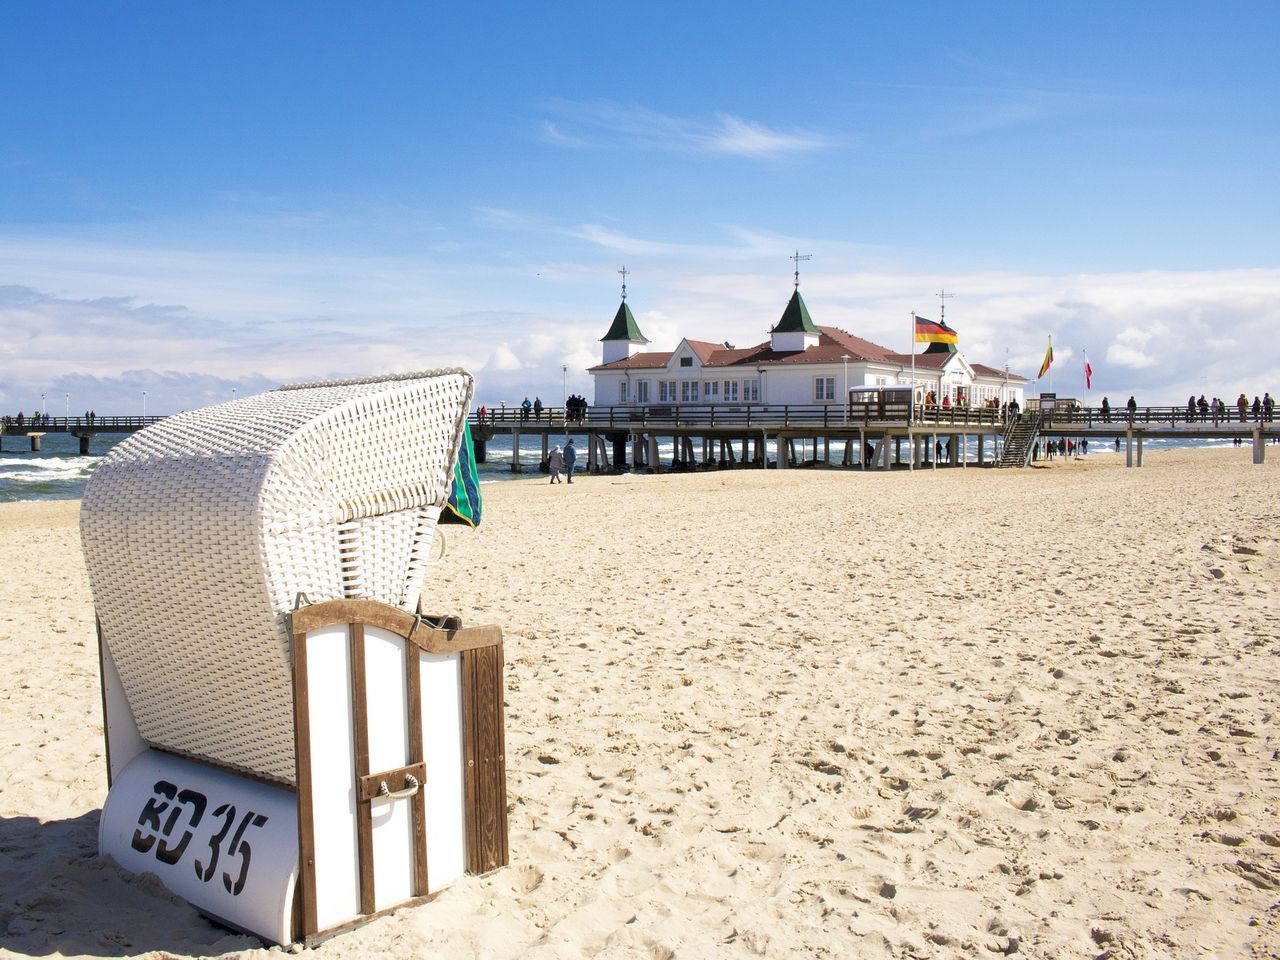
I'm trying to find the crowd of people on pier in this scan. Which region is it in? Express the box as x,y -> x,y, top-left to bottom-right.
1178,392 -> 1274,424
2,410 -> 99,430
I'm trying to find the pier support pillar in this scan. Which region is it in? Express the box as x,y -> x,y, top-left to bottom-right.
648,435 -> 660,473
932,434 -> 937,470
588,435 -> 598,472
824,436 -> 830,465
540,434 -> 549,467
511,429 -> 522,473
1137,435 -> 1144,467
777,437 -> 787,469
977,434 -> 985,465
80,434 -> 92,455
1125,431 -> 1133,468
1254,428 -> 1265,464
28,433 -> 43,452
472,431 -> 487,463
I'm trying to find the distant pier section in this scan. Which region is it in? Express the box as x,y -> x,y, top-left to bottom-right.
471,400 -> 1278,472
0,415 -> 164,453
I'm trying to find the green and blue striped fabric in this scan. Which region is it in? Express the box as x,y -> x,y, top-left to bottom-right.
442,421 -> 482,527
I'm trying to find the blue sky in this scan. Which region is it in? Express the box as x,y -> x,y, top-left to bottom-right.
2,2 -> 1278,412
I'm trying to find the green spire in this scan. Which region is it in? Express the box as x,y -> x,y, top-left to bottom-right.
601,301 -> 648,342
772,289 -> 818,334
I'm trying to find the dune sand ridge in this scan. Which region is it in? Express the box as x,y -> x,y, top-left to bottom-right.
1,447 -> 1277,959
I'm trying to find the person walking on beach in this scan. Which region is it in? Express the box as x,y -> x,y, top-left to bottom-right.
563,438 -> 577,483
547,444 -> 564,484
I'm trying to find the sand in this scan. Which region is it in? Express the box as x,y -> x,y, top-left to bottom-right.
1,447 -> 1278,959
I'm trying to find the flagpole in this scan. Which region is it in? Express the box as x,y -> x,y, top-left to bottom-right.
910,312 -> 917,423
1047,334 -> 1053,394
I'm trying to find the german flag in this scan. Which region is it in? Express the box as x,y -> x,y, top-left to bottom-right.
914,316 -> 958,344
1038,342 -> 1054,379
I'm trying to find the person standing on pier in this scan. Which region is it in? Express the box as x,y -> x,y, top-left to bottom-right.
521,397 -> 531,422
1101,396 -> 1111,422
563,438 -> 577,483
548,444 -> 564,484
1127,396 -> 1137,421
533,396 -> 543,420
1238,393 -> 1249,422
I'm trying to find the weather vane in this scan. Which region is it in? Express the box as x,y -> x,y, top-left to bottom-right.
790,250 -> 812,289
619,265 -> 629,301
937,289 -> 955,325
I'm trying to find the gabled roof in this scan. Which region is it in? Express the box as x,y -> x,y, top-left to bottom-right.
588,322 -> 1029,378
972,362 -> 1027,382
601,301 -> 648,343
770,290 -> 818,334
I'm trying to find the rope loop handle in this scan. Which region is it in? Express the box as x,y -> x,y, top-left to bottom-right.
378,773 -> 420,801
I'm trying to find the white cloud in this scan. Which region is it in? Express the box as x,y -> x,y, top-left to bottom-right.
701,115 -> 827,156
2,229 -> 1276,413
540,100 -> 827,158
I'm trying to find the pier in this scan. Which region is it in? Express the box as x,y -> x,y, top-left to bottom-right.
0,415 -> 163,453
472,403 -> 1278,473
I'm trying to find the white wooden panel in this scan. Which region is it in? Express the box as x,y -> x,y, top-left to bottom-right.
100,636 -> 147,783
305,624 -> 360,931
363,626 -> 415,910
420,650 -> 466,891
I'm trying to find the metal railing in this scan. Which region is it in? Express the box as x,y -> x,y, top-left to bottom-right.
1039,405 -> 1273,428
472,402 -> 1009,430
0,415 -> 165,433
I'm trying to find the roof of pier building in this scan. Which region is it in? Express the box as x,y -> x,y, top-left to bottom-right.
590,287 -> 1026,380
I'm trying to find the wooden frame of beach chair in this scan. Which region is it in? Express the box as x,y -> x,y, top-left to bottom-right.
288,599 -> 508,944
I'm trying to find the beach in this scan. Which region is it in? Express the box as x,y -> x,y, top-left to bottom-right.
2,447 -> 1278,959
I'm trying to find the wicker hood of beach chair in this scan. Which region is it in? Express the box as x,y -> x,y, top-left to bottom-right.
81,369 -> 474,785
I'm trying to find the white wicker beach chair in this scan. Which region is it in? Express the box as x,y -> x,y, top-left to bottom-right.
81,369 -> 473,786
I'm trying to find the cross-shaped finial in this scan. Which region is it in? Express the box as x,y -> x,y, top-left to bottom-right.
790,250 -> 812,289
619,265 -> 629,301
936,289 -> 955,325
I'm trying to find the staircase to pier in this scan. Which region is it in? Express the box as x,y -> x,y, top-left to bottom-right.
998,413 -> 1041,468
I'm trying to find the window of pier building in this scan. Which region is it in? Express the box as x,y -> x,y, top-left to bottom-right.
723,380 -> 740,402
704,380 -> 720,401
659,380 -> 678,403
636,379 -> 650,403
681,381 -> 700,402
619,380 -> 628,403
814,377 -> 836,402
679,356 -> 693,367
744,378 -> 760,402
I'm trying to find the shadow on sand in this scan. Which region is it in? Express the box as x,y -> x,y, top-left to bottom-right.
0,811 -> 256,958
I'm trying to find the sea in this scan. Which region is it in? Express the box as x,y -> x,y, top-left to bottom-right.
0,430 -> 1259,504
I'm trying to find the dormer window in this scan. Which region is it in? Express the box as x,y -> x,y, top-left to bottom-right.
679,357 -> 693,367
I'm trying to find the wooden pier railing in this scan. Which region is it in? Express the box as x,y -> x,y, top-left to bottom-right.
0,415 -> 164,433
470,402 -> 1276,431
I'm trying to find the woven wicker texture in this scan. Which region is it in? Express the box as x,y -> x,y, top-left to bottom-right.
81,370 -> 473,784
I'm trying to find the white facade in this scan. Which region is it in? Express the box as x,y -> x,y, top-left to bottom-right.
592,342 -> 1025,411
